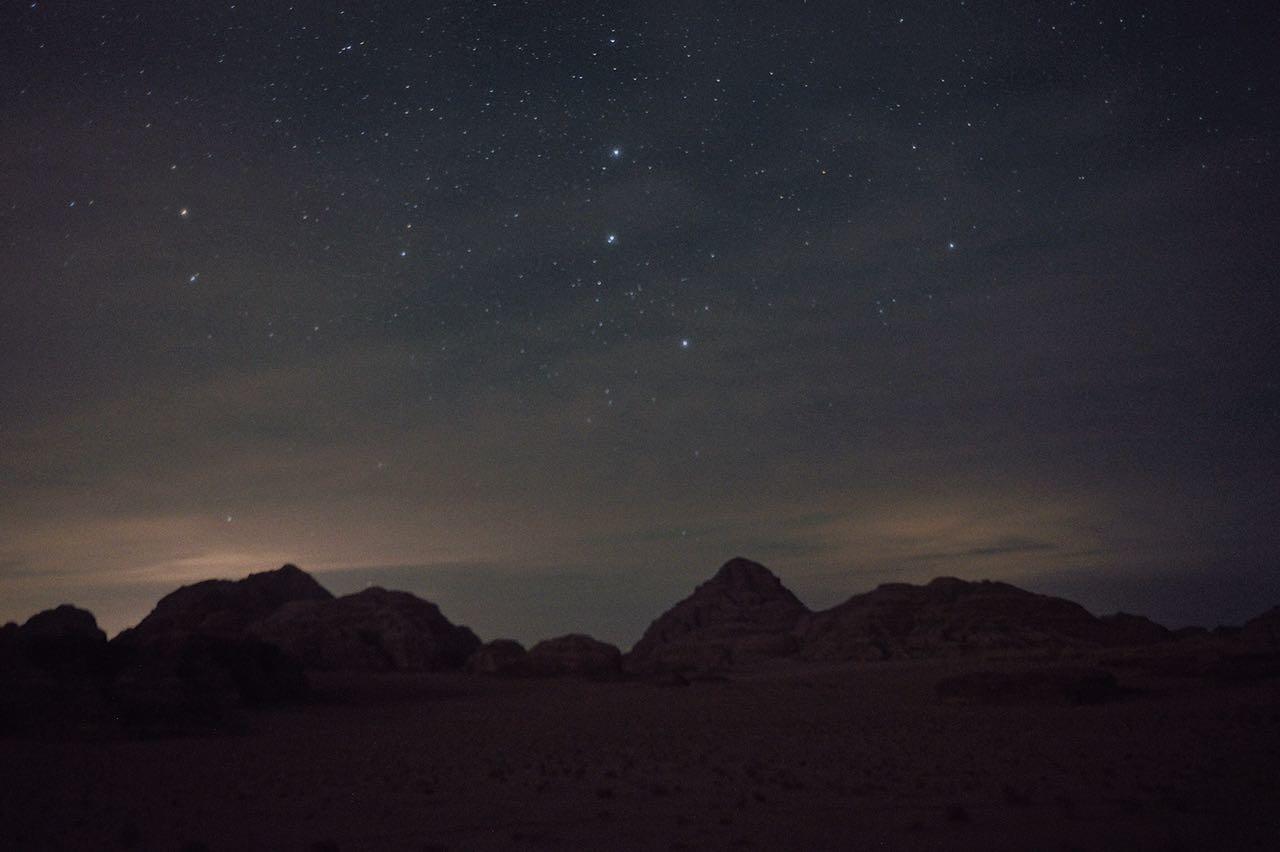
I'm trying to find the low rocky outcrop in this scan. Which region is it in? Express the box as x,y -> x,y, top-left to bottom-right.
524,634 -> 622,677
797,577 -> 1141,662
466,639 -> 528,675
248,587 -> 481,672
626,558 -> 809,674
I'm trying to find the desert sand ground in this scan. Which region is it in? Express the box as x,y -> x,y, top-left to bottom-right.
3,656 -> 1278,851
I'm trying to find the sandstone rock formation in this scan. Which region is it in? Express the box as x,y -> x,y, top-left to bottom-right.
116,565 -> 480,674
524,634 -> 622,677
248,587 -> 481,672
18,604 -> 108,645
627,557 -> 809,673
119,564 -> 333,644
797,577 -> 1136,662
466,639 -> 528,674
1,602 -> 306,737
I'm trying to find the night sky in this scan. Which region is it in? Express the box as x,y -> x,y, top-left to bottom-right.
3,1 -> 1278,644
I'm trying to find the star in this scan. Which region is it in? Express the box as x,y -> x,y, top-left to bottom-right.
178,207 -> 190,219
680,338 -> 690,349
609,147 -> 622,159
606,233 -> 618,245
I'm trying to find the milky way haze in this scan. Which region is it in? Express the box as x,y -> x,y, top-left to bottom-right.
2,1 -> 1278,643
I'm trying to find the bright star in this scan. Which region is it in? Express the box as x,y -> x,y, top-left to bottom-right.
606,233 -> 618,245
178,207 -> 190,219
610,147 -> 622,159
680,338 -> 690,349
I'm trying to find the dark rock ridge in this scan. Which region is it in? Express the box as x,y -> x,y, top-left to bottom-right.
119,563 -> 333,644
797,576 -> 1169,662
248,587 -> 480,672
626,557 -> 810,673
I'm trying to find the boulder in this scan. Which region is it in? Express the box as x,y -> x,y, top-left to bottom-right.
248,587 -> 481,672
525,634 -> 622,677
627,557 -> 809,673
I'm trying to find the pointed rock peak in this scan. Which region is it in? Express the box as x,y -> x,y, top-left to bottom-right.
242,563 -> 333,600
710,557 -> 787,590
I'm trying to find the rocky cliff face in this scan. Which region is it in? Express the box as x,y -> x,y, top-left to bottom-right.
627,557 -> 809,673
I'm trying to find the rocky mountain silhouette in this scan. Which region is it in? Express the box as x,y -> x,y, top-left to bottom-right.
1,602 -> 305,738
796,576 -> 1168,661
248,587 -> 480,671
626,557 -> 810,673
118,563 -> 333,644
116,564 -> 479,673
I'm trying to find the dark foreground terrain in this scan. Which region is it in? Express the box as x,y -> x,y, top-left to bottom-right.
3,655 -> 1278,851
